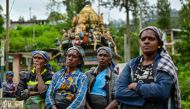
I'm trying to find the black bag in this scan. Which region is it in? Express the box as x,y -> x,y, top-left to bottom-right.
87,94 -> 107,109
54,93 -> 72,109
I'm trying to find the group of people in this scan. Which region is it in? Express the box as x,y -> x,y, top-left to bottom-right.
0,26 -> 181,109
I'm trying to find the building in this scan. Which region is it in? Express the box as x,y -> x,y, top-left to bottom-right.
163,29 -> 181,55
10,20 -> 48,29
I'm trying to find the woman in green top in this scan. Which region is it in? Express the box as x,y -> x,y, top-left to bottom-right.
16,50 -> 53,109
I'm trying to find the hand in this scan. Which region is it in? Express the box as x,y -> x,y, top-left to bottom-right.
85,101 -> 92,109
8,91 -> 13,94
105,100 -> 118,109
128,83 -> 137,90
51,105 -> 57,109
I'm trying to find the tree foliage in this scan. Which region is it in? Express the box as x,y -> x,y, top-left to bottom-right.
175,0 -> 190,67
18,16 -> 25,22
101,0 -> 152,61
109,21 -> 125,61
47,0 -> 91,19
179,0 -> 190,30
131,0 -> 152,31
156,0 -> 171,29
62,0 -> 87,19
0,5 -> 4,34
49,60 -> 62,72
173,0 -> 190,102
178,67 -> 190,101
108,20 -> 139,62
9,25 -> 62,52
101,0 -> 138,61
47,11 -> 67,23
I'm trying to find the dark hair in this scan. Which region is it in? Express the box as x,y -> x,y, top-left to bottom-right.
77,54 -> 84,70
153,31 -> 163,46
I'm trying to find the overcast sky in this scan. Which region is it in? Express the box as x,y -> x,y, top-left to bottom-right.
0,0 -> 182,22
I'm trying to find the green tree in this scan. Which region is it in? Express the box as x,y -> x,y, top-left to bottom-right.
18,16 -> 25,22
9,25 -> 62,52
9,31 -> 26,51
109,21 -> 125,61
130,32 -> 139,58
47,0 -> 91,19
30,15 -> 37,21
131,0 -> 152,32
102,0 -> 152,61
179,0 -> 190,30
0,5 -> 4,34
170,9 -> 180,28
49,60 -> 62,72
101,0 -> 138,61
175,0 -> 190,66
62,0 -> 86,19
47,11 -> 66,23
156,0 -> 171,29
173,0 -> 190,104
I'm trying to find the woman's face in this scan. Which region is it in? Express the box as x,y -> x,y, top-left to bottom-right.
97,49 -> 111,68
33,54 -> 46,69
6,75 -> 13,82
66,49 -> 81,69
140,29 -> 159,55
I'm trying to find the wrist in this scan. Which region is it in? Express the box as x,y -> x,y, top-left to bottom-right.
135,82 -> 142,94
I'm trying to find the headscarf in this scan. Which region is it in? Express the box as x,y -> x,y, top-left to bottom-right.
139,26 -> 164,46
97,46 -> 113,58
157,50 -> 181,109
32,50 -> 52,72
32,50 -> 50,62
97,46 -> 115,70
5,71 -> 14,77
66,46 -> 85,68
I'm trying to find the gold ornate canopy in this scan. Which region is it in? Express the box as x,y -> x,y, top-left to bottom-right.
78,4 -> 98,24
72,4 -> 103,31
61,4 -> 120,62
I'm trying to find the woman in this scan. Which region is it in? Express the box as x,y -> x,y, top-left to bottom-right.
2,71 -> 17,97
45,46 -> 88,109
85,46 -> 118,109
115,26 -> 181,109
16,50 -> 53,109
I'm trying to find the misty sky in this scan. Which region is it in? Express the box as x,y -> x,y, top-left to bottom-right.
0,0 -> 182,22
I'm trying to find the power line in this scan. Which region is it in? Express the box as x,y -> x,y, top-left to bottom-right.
9,0 -> 15,14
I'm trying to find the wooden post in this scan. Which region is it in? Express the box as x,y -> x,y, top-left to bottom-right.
5,0 -> 10,70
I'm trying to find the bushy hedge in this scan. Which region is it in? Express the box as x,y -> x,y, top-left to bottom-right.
9,25 -> 62,52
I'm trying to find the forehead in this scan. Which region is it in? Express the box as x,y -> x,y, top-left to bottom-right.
141,29 -> 156,38
6,75 -> 13,77
33,54 -> 43,57
98,49 -> 109,55
75,37 -> 80,39
67,49 -> 79,55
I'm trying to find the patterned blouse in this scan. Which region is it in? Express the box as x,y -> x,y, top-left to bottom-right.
46,68 -> 88,109
133,63 -> 154,84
